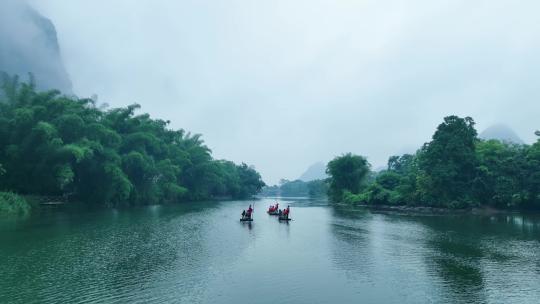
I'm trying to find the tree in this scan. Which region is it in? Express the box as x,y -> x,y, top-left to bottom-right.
387,154 -> 415,174
236,163 -> 265,199
326,153 -> 371,201
417,116 -> 478,206
473,140 -> 527,208
523,140 -> 540,209
279,179 -> 309,197
307,179 -> 328,197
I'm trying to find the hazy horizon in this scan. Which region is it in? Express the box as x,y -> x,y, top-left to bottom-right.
29,0 -> 540,184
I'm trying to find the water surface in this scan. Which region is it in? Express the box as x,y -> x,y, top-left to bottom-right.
1,198 -> 539,303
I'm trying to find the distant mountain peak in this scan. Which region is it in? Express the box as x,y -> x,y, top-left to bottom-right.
298,161 -> 328,182
479,124 -> 524,144
0,0 -> 72,93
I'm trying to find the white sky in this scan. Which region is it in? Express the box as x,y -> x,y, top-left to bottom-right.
31,0 -> 540,184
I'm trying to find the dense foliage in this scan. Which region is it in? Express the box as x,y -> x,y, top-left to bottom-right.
260,179 -> 328,198
328,115 -> 540,210
326,153 -> 370,202
0,192 -> 30,216
0,74 -> 264,207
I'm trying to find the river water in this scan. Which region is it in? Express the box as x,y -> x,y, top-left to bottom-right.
1,198 -> 539,304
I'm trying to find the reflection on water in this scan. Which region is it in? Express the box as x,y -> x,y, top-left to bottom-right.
417,214 -> 540,304
419,217 -> 487,304
329,205 -> 540,304
1,200 -> 540,303
329,207 -> 372,282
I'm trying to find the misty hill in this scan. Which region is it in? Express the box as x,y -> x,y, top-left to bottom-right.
479,124 -> 524,144
0,0 -> 72,92
299,162 -> 328,181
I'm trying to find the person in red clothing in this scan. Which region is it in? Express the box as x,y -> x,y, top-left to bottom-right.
283,205 -> 290,219
269,202 -> 278,212
246,204 -> 253,219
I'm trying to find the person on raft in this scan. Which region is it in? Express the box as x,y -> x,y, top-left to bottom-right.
246,204 -> 253,219
283,205 -> 290,219
268,203 -> 279,212
241,210 -> 246,219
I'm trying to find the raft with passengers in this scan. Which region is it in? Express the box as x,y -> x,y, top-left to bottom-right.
240,204 -> 254,222
267,202 -> 280,215
266,203 -> 292,220
278,205 -> 291,221
241,203 -> 292,222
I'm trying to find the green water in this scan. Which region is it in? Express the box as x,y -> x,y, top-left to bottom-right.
1,198 -> 539,304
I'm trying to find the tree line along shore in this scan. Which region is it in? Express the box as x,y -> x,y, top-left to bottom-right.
0,74 -> 265,216
263,115 -> 539,212
3,74 -> 539,216
326,116 -> 540,210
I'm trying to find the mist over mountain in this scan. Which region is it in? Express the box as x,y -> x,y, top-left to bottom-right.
298,162 -> 328,182
479,124 -> 524,144
0,0 -> 71,92
20,0 -> 540,184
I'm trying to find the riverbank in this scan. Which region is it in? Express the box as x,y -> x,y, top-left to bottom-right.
350,203 -> 532,216
0,193 -> 72,217
0,193 -> 265,218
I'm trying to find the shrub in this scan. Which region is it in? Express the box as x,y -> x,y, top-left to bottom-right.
0,192 -> 31,216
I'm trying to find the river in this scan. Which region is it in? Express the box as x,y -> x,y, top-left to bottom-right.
1,198 -> 539,304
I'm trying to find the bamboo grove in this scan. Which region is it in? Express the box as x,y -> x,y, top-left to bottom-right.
0,74 -> 265,208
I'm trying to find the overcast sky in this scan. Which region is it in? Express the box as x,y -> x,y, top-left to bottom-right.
30,0 -> 540,184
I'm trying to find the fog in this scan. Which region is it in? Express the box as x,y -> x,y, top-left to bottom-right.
0,0 -> 71,92
30,0 -> 540,184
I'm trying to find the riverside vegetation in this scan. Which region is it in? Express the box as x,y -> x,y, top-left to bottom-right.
0,74 -> 265,215
327,116 -> 540,210
260,179 -> 328,198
